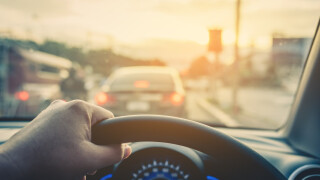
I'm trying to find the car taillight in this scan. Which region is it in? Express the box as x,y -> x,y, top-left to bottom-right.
95,92 -> 109,105
170,92 -> 184,106
15,91 -> 29,101
134,80 -> 149,88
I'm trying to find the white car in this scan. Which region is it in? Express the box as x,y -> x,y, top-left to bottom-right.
95,66 -> 187,117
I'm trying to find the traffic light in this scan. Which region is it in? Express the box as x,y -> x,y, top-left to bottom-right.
208,29 -> 223,53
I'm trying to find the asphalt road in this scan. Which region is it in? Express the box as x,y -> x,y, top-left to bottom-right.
184,90 -> 221,125
87,86 -> 294,129
87,87 -> 219,124
185,86 -> 294,129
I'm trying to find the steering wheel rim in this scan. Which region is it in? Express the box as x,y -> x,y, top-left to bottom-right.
92,115 -> 286,180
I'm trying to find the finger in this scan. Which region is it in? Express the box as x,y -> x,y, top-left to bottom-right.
88,103 -> 114,126
123,144 -> 132,159
82,142 -> 132,170
64,100 -> 114,125
36,99 -> 66,117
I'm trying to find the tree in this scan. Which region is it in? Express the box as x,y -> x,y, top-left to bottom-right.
187,56 -> 210,78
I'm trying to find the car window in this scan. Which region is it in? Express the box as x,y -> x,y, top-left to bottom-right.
0,0 -> 319,129
110,72 -> 175,92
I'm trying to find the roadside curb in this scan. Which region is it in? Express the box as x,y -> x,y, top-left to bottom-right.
197,99 -> 240,127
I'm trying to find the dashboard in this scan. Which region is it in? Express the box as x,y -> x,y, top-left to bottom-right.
105,142 -> 204,180
1,122 -> 320,180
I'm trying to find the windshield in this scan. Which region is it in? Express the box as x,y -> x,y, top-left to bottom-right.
0,0 -> 319,129
109,71 -> 175,92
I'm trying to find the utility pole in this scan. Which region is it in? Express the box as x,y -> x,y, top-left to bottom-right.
232,0 -> 241,115
208,29 -> 223,99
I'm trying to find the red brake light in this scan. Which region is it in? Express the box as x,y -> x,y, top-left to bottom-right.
15,91 -> 29,101
95,92 -> 109,105
134,81 -> 149,88
170,93 -> 184,106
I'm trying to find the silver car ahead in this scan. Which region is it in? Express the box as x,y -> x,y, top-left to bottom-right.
95,66 -> 187,117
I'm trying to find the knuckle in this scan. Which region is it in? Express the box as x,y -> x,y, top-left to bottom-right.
69,100 -> 89,112
70,99 -> 87,106
50,99 -> 64,105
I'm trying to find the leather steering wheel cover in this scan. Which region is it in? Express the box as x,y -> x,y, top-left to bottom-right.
92,115 -> 286,180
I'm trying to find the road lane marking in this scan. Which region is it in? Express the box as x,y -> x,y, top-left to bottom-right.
197,99 -> 240,127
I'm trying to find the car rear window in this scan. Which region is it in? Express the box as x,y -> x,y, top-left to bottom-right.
110,72 -> 174,92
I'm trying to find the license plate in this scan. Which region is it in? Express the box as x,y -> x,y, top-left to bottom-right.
126,101 -> 150,112
141,94 -> 162,101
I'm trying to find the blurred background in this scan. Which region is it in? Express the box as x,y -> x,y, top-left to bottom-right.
0,0 -> 319,129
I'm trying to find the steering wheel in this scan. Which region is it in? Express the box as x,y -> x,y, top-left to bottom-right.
92,115 -> 286,180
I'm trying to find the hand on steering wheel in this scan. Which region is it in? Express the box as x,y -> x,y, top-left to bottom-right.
0,100 -> 131,180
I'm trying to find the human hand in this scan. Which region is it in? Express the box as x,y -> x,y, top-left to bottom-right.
0,100 -> 131,180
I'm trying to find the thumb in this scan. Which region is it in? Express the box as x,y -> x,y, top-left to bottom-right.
83,142 -> 132,170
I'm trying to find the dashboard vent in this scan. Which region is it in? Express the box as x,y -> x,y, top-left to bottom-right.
289,164 -> 320,180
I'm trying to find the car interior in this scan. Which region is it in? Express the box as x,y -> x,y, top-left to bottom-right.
0,19 -> 319,180
0,1 -> 319,180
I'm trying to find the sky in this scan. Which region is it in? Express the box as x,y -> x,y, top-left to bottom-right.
0,0 -> 319,68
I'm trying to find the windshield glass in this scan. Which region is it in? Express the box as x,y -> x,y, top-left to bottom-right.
0,0 -> 319,129
109,71 -> 175,92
